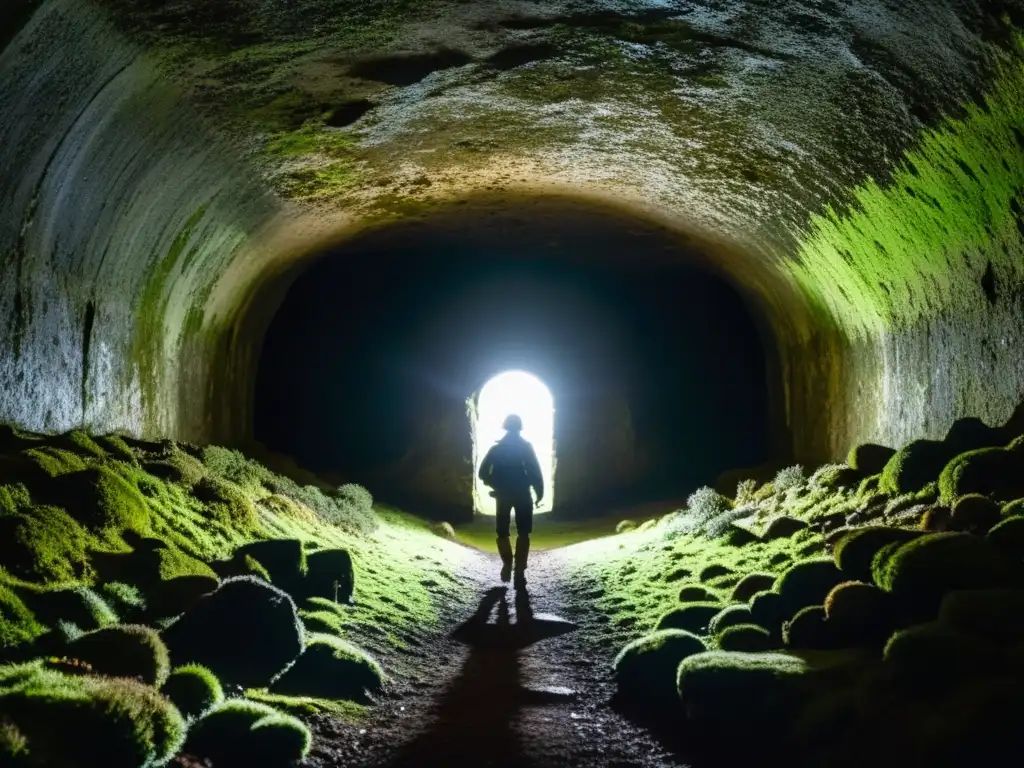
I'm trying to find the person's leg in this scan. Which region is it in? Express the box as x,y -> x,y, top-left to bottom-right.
512,496 -> 533,589
495,497 -> 514,583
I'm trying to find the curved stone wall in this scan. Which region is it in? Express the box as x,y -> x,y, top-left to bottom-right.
1,0 -> 1023,480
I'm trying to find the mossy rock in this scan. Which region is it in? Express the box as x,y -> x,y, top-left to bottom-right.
880,439 -> 956,495
920,504 -> 952,531
698,564 -> 733,583
848,443 -> 897,475
676,651 -> 814,741
823,581 -> 892,647
0,504 -> 93,582
0,585 -> 43,651
762,516 -> 808,541
833,526 -> 922,581
949,494 -> 1002,534
96,435 -> 138,465
749,590 -> 784,636
0,660 -> 186,768
66,624 -> 170,686
768,552 -> 792,567
939,447 -> 1024,504
185,699 -> 311,766
872,532 -> 1018,619
730,573 -> 777,603
613,629 -> 707,703
271,633 -> 385,703
615,520 -> 637,534
810,465 -> 864,491
783,605 -> 833,649
937,588 -> 1024,641
774,558 -> 845,621
655,603 -> 720,634
21,585 -> 117,633
162,576 -> 305,687
150,574 -> 220,619
161,663 -> 224,720
50,430 -> 108,460
945,416 -> 1005,452
664,566 -> 693,583
21,447 -> 88,479
987,516 -> 1024,558
708,604 -> 754,635
705,572 -> 742,590
194,476 -> 258,529
302,548 -> 354,603
54,467 -> 152,536
715,624 -> 774,652
98,582 -> 147,623
678,585 -> 719,604
1002,498 -> 1024,517
855,474 -> 883,497
298,608 -> 345,637
882,622 -> 1002,691
725,524 -> 759,547
235,539 -> 307,595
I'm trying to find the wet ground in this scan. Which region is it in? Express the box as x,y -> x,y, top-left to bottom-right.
307,547 -> 689,768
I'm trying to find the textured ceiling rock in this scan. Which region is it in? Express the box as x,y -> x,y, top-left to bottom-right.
1,0 -> 1023,464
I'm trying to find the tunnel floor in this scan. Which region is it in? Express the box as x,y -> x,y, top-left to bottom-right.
305,546 -> 686,768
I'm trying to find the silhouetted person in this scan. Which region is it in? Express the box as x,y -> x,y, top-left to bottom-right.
478,413 -> 543,588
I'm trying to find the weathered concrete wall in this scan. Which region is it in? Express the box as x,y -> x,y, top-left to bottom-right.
2,0 -> 1024,497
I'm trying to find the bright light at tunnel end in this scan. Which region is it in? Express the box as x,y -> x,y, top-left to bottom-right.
473,370 -> 555,516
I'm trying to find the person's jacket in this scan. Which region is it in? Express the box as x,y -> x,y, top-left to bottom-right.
478,433 -> 543,499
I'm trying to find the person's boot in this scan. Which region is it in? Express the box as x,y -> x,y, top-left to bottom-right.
496,537 -> 513,583
513,535 -> 530,590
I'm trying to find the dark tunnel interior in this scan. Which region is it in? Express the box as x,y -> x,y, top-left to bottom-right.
255,216 -> 773,508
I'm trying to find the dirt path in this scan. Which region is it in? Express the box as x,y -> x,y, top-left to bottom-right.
308,547 -> 688,768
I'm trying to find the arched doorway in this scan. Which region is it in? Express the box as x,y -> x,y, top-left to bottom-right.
472,371 -> 556,515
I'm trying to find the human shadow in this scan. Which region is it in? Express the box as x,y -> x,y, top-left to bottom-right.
379,587 -> 576,767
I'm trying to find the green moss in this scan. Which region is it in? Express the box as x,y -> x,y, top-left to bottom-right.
948,494 -> 1002,533
235,539 -> 307,594
655,603 -> 721,634
823,581 -> 892,647
271,633 -> 385,703
847,443 -> 896,475
22,585 -> 117,634
783,605 -> 833,649
97,435 -> 138,465
872,532 -> 1016,619
298,608 -> 346,637
698,564 -> 733,582
613,628 -> 707,703
730,573 -> 777,602
184,698 -> 311,765
0,660 -> 186,768
939,447 -> 1024,504
715,624 -> 774,652
882,622 -> 1002,691
774,558 -> 845,622
833,527 -> 922,581
193,475 -> 258,530
0,585 -> 42,651
66,625 -> 170,686
880,440 -> 955,496
99,582 -> 147,623
303,548 -> 354,603
937,588 -> 1024,641
987,515 -> 1024,556
22,448 -> 88,479
708,604 -> 754,635
58,466 -> 153,539
161,664 -> 224,720
0,504 -> 93,582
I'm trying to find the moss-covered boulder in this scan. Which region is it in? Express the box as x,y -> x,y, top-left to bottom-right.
271,633 -> 385,703
162,576 -> 304,687
762,516 -> 808,541
726,573 -> 774,604
848,443 -> 897,475
0,585 -> 42,652
880,439 -> 955,496
987,516 -> 1024,558
0,502 -> 93,583
937,588 -> 1024,641
726,525 -> 759,547
715,624 -> 774,652
613,629 -> 707,703
21,585 -> 117,633
678,585 -> 720,604
1002,498 -> 1024,517
698,564 -> 734,583
872,532 -> 1017,619
656,603 -> 721,634
919,504 -> 952,531
193,476 -> 258,529
161,664 -> 224,720
833,526 -> 922,581
55,467 -> 152,537
783,606 -> 833,649
302,548 -> 354,603
810,465 -> 863,491
939,447 -> 1024,504
185,699 -> 311,766
66,625 -> 170,686
708,604 -> 754,635
615,519 -> 637,534
823,581 -> 891,647
235,539 -> 307,595
882,622 -> 1002,691
0,660 -> 185,768
949,494 -> 1002,534
749,590 -> 785,637
774,558 -> 846,622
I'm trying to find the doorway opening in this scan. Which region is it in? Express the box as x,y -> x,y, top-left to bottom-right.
471,371 -> 556,516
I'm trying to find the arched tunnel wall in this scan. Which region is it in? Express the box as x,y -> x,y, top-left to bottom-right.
2,0 -> 1024,506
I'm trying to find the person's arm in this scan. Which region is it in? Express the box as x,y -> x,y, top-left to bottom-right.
525,444 -> 544,502
478,446 -> 496,487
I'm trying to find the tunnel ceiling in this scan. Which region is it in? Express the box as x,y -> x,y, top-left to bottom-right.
2,0 -> 1024,467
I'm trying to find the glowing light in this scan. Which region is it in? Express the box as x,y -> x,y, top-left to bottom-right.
472,370 -> 555,516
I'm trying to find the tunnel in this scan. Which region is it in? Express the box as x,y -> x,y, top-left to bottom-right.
3,1 -> 1024,766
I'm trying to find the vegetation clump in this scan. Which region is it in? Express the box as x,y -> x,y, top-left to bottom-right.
823,581 -> 891,646
271,633 -> 385,703
783,606 -> 832,649
880,439 -> 955,495
715,624 -> 774,652
613,629 -> 707,703
949,494 -> 1001,534
937,588 -> 1024,641
882,622 -> 1001,690
833,527 -> 921,581
22,585 -> 117,634
193,475 -> 258,529
774,558 -> 845,622
0,660 -> 186,768
762,516 -> 808,541
0,585 -> 42,652
303,548 -> 354,603
655,603 -> 721,634
749,590 -> 784,637
986,516 -> 1024,557
678,585 -> 719,604
698,564 -> 733,582
185,698 -> 311,766
708,604 -> 754,635
939,447 -> 1024,504
235,539 -> 307,595
730,573 -> 777,602
162,576 -> 305,687
615,519 -> 637,534
66,624 -> 171,686
847,443 -> 896,475
161,664 -> 223,720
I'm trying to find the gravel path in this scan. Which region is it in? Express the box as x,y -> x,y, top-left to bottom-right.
307,547 -> 690,768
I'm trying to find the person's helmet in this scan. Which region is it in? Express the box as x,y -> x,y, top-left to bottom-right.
502,414 -> 523,432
